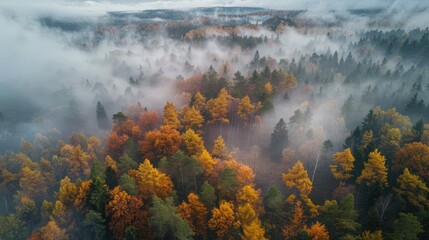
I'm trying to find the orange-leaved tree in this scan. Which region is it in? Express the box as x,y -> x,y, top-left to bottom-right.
177,193 -> 208,238
140,125 -> 182,161
105,187 -> 149,240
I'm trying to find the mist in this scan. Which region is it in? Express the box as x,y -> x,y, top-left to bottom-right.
0,1 -> 429,239
0,0 -> 428,156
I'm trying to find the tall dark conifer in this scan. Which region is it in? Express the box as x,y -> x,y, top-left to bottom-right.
96,101 -> 109,129
270,118 -> 288,161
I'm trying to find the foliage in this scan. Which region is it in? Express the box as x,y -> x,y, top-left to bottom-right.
149,197 -> 194,239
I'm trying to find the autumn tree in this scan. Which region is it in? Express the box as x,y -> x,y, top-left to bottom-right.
206,88 -> 230,124
40,220 -> 68,240
212,135 -> 229,160
181,106 -> 204,133
134,159 -> 173,200
177,193 -> 208,238
87,136 -> 102,161
41,200 -> 54,222
138,110 -> 159,132
106,132 -> 129,159
395,168 -> 429,210
331,148 -> 355,186
105,187 -> 149,240
208,201 -> 240,238
270,118 -> 288,162
237,96 -> 255,126
379,124 -> 401,159
362,230 -> 383,240
19,166 -> 47,202
73,180 -> 91,212
241,219 -> 267,240
51,200 -> 73,228
235,203 -> 253,226
182,129 -> 204,157
191,91 -> 206,112
68,145 -> 90,180
393,142 -> 429,182
307,222 -> 329,240
223,159 -> 255,187
282,201 -> 306,239
140,125 -> 182,161
357,149 -> 388,189
198,149 -> 218,178
283,161 -> 318,216
237,185 -> 264,215
57,177 -> 78,207
162,102 -> 181,130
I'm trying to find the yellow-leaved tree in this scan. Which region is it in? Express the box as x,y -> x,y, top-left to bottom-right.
395,168 -> 429,210
191,91 -> 206,112
133,159 -> 173,200
208,201 -> 240,238
212,136 -> 230,160
241,219 -> 267,240
361,230 -> 383,240
237,185 -> 264,215
357,149 -> 388,189
206,88 -> 230,124
237,96 -> 255,126
198,149 -> 218,178
330,148 -> 355,186
307,221 -> 329,240
40,220 -> 68,240
181,106 -> 204,133
162,101 -> 181,130
182,128 -> 205,157
57,177 -> 78,207
283,161 -> 318,216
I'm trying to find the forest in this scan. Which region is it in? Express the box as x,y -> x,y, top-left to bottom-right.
1,1 -> 429,240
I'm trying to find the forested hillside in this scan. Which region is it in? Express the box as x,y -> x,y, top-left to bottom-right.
1,2 -> 429,240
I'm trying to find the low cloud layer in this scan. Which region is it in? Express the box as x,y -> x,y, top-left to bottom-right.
0,0 -> 428,152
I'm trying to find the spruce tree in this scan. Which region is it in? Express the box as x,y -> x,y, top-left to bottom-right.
96,101 -> 109,129
270,118 -> 288,162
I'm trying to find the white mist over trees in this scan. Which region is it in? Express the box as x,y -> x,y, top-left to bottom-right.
0,1 -> 429,239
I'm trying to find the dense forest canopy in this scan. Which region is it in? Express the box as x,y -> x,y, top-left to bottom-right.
1,0 -> 429,239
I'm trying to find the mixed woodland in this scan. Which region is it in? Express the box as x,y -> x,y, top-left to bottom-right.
1,10 -> 429,240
